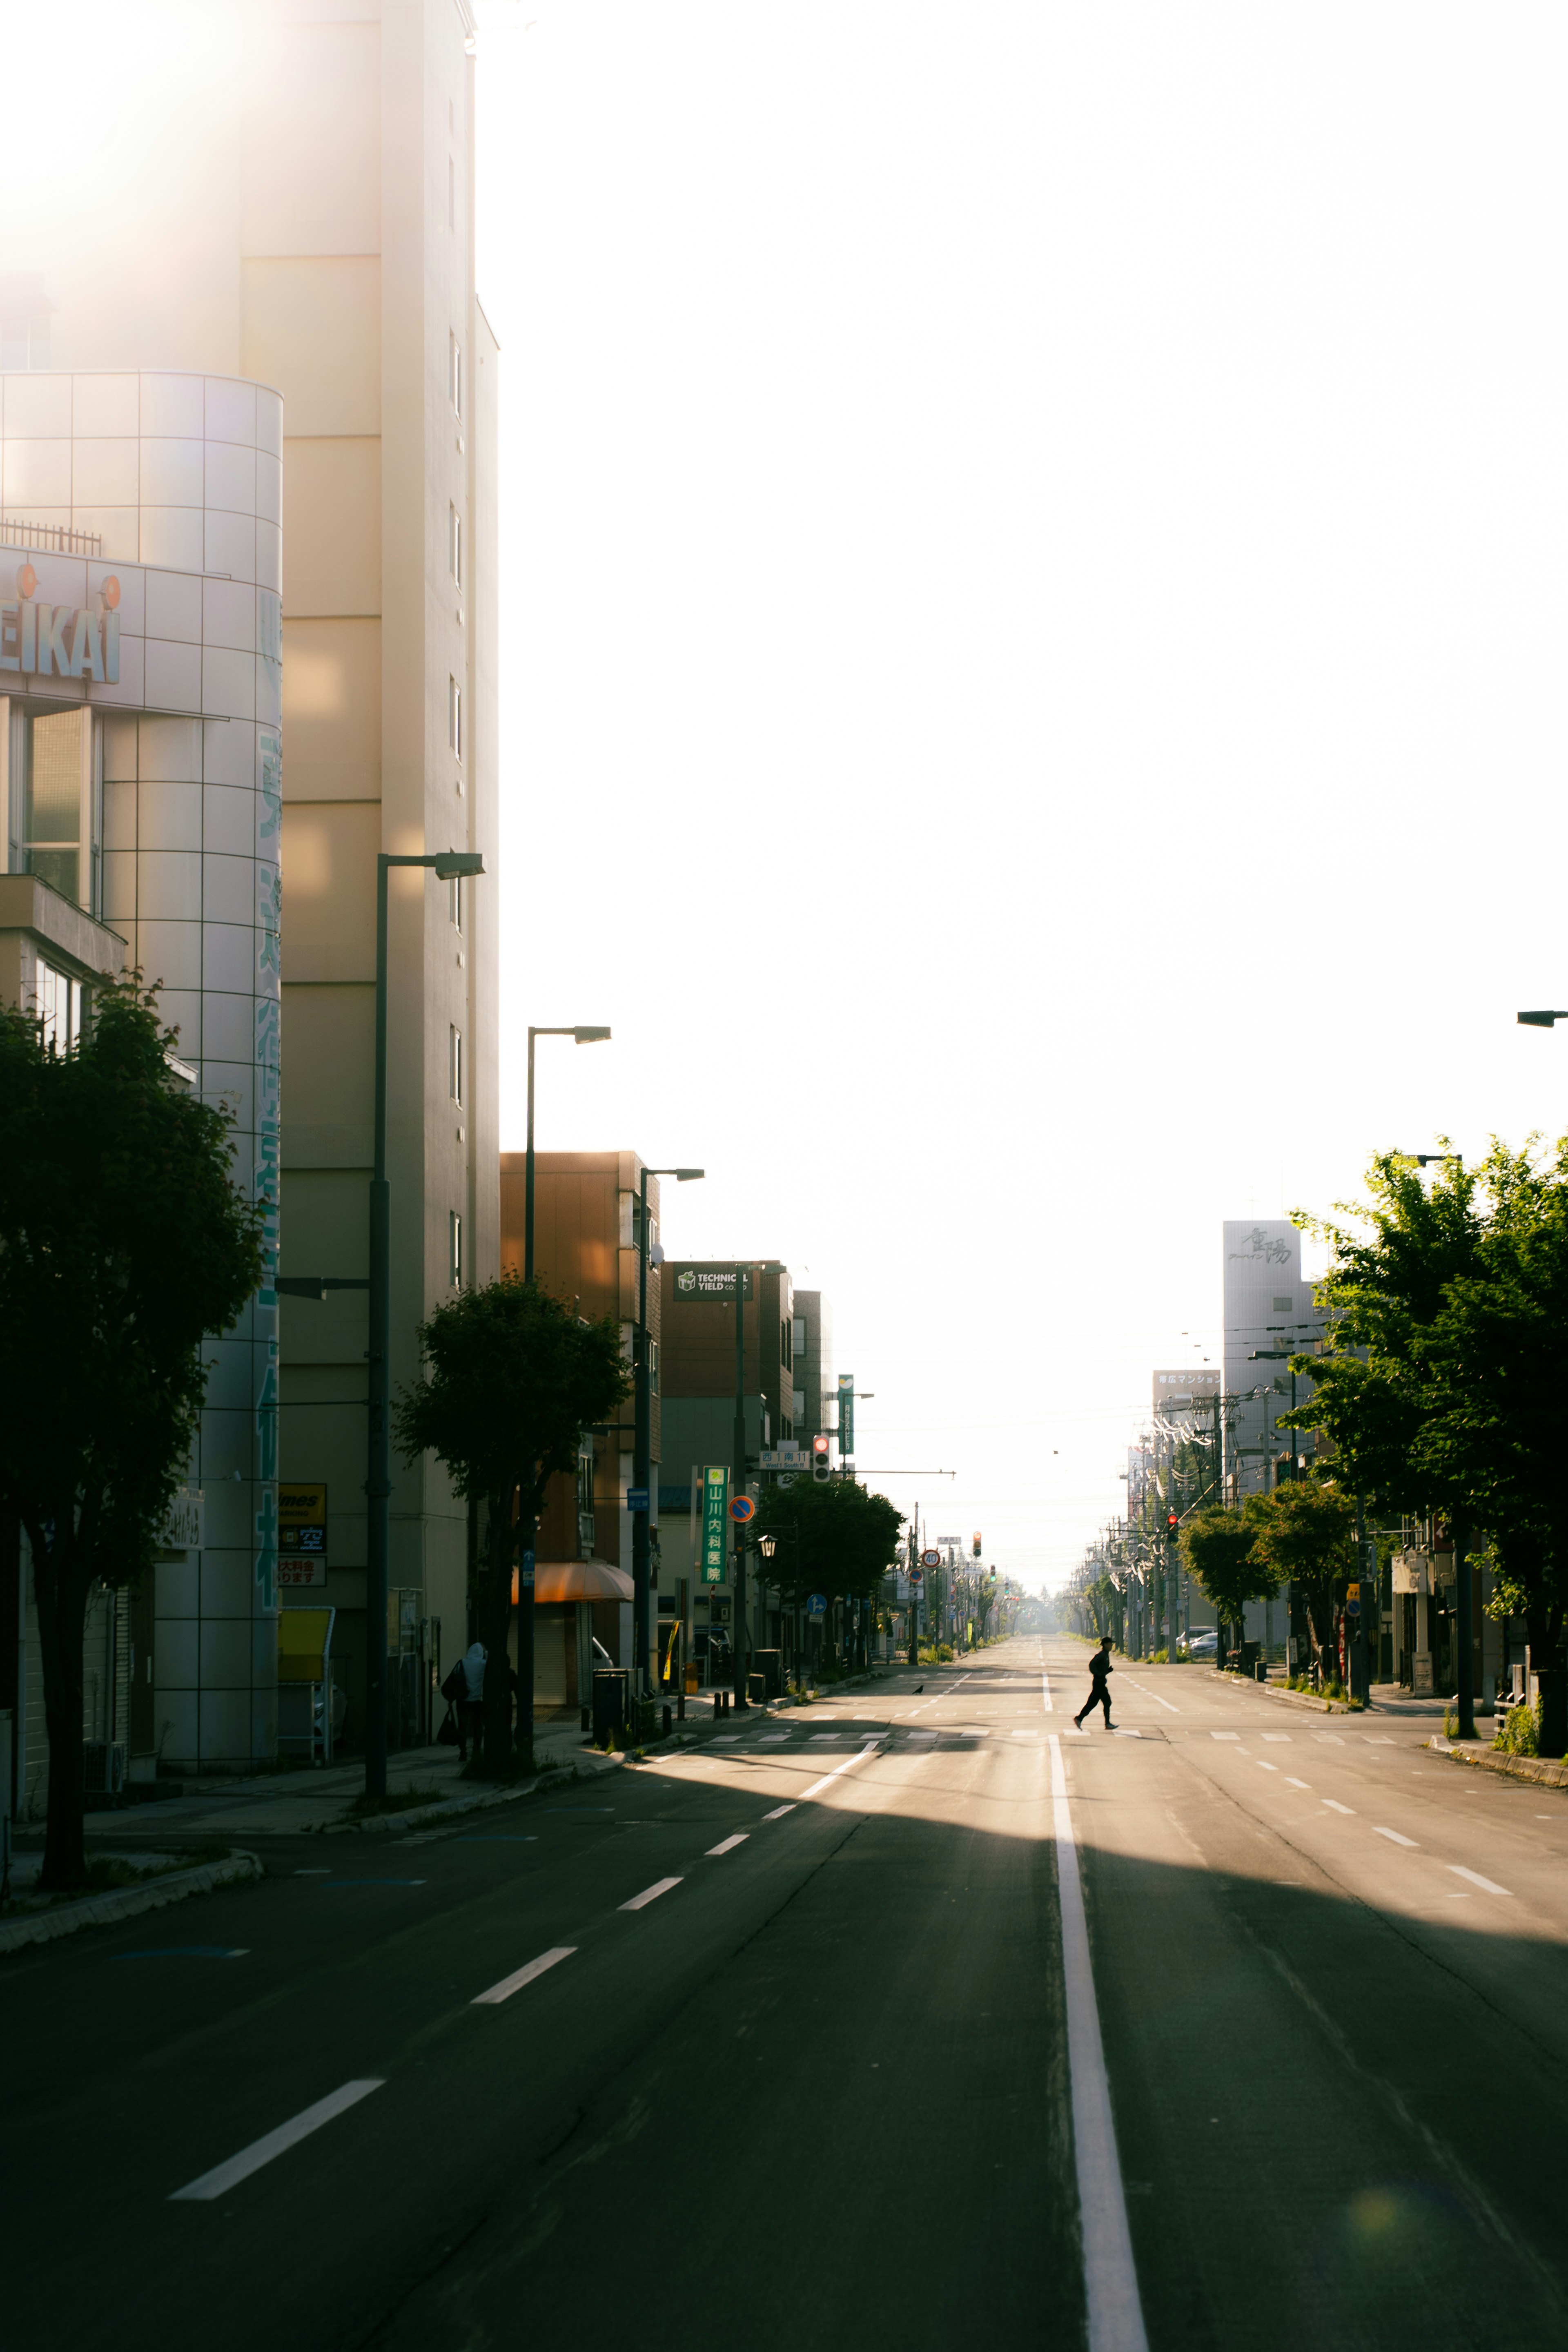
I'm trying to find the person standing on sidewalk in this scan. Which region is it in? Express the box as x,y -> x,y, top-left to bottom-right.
1074,1637 -> 1117,1730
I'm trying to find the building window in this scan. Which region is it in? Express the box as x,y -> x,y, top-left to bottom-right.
449,155 -> 456,230
449,1024 -> 463,1105
450,1210 -> 463,1289
22,707 -> 90,908
449,874 -> 463,932
793,1316 -> 806,1361
37,959 -> 82,1054
450,334 -> 463,418
450,504 -> 462,589
449,677 -> 462,758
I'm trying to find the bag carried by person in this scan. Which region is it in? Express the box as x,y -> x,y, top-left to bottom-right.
439,1660 -> 466,1705
437,1705 -> 460,1746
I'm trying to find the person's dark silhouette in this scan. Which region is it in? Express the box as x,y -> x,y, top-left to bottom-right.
1074,1638 -> 1116,1729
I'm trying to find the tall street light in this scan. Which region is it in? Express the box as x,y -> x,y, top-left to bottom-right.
367,847 -> 484,1803
633,1164 -> 704,1699
523,1025 -> 611,1282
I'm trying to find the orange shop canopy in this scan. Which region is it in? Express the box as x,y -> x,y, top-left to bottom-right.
510,1558 -> 635,1605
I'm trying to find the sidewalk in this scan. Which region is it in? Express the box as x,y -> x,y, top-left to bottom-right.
74,1692 -> 731,1842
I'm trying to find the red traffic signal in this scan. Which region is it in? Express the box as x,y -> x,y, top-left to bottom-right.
1165,1509 -> 1179,1539
812,1431 -> 831,1484
972,1531 -> 982,1558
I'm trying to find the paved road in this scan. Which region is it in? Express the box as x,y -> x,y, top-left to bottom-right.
4,1637 -> 1566,2349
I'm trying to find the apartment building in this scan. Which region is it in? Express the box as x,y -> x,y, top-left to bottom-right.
2,0 -> 499,1782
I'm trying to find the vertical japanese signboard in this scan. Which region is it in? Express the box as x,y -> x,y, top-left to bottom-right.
837,1373 -> 854,1458
700,1465 -> 730,1584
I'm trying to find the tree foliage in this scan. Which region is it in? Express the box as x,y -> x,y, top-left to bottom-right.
1292,1141 -> 1568,1750
394,1275 -> 629,1768
0,980 -> 265,1889
751,1479 -> 904,1640
1180,1507 -> 1280,1638
1243,1481 -> 1356,1676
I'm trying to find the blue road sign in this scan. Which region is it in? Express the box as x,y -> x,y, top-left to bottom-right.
627,1487 -> 649,1511
806,1593 -> 826,1619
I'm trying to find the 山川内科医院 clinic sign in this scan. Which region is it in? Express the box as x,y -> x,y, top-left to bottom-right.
0,567 -> 122,684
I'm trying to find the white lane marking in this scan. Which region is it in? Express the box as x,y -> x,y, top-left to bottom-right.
1123,1677 -> 1180,1715
1261,1734 -> 1290,1744
713,1735 -> 740,1744
757,1733 -> 790,1743
1367,1737 -> 1395,1745
707,1834 -> 748,1856
472,1946 -> 576,2006
1285,1777 -> 1311,1789
1449,1865 -> 1512,1897
1210,1732 -> 1240,1742
1049,1735 -> 1150,2352
620,1877 -> 683,1911
762,1803 -> 797,1821
800,1741 -> 881,1802
1314,1733 -> 1345,1744
1012,1729 -> 1040,1739
1256,1761 -> 1278,1772
1374,1827 -> 1417,1848
1042,1673 -> 1053,1714
960,1728 -> 987,1738
1323,1799 -> 1355,1816
170,2079 -> 384,2202
1111,1728 -> 1143,1738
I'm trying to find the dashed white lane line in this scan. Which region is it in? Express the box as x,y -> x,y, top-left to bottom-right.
1450,1865 -> 1512,1897
1211,1732 -> 1240,1743
1374,1827 -> 1418,1848
762,1803 -> 797,1821
1256,1762 -> 1278,1772
707,1834 -> 748,1856
1048,1734 -> 1150,2352
472,1946 -> 576,2006
170,2079 -> 385,2202
620,1877 -> 683,1911
1323,1800 -> 1355,1816
800,1741 -> 881,1802
1285,1777 -> 1311,1790
1122,1678 -> 1180,1715
1261,1734 -> 1290,1744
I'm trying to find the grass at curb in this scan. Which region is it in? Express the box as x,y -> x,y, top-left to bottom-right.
320,1757 -> 582,1837
0,1850 -> 262,1956
1428,1736 -> 1568,1792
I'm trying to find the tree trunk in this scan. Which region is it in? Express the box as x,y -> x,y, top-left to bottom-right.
35,1534 -> 89,1893
477,1486 -> 516,1775
1529,1607 -> 1566,1759
1302,1581 -> 1336,1687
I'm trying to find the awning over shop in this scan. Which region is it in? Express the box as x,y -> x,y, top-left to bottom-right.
511,1558 -> 634,1605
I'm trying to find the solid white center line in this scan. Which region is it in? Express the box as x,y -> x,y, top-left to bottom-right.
1323,1799 -> 1355,1815
762,1803 -> 797,1820
1049,1734 -> 1150,2352
1373,1827 -> 1417,1848
472,1946 -> 576,2006
707,1834 -> 748,1856
1449,1865 -> 1512,1896
170,2080 -> 384,2202
1285,1777 -> 1311,1789
800,1741 -> 881,1802
620,1877 -> 683,1911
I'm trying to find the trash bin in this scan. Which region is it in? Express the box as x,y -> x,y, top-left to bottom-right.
753,1649 -> 782,1700
592,1668 -> 629,1746
748,1672 -> 766,1705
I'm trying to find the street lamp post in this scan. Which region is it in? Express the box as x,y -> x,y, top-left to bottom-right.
367,848 -> 484,1803
523,1024 -> 611,1283
633,1166 -> 704,1701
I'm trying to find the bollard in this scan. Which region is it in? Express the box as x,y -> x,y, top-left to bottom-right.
662,1703 -> 672,1738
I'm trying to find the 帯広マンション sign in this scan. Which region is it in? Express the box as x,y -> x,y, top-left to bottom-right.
670,1264 -> 753,1302
700,1466 -> 730,1583
0,573 -> 122,683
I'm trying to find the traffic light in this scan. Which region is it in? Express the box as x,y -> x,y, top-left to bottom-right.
812,1432 -> 831,1484
972,1532 -> 982,1558
1166,1509 -> 1179,1543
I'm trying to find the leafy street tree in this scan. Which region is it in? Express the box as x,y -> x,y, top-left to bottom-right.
751,1479 -> 903,1667
1180,1507 -> 1281,1667
1243,1481 -> 1357,1683
1294,1142 -> 1568,1751
0,981 -> 265,1892
394,1276 -> 629,1771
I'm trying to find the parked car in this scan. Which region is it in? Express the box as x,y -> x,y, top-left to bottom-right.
1179,1629 -> 1218,1659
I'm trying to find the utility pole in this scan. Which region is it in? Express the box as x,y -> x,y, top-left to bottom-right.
733,1264 -> 748,1711
908,1498 -> 920,1667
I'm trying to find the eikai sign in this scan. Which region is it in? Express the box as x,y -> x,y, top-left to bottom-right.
0,566 -> 122,684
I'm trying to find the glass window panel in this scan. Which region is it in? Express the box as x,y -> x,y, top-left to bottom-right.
27,709 -> 84,846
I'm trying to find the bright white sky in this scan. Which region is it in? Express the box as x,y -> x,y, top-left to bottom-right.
475,2 -> 1568,1592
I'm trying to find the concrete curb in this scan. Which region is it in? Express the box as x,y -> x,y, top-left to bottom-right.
0,1851 -> 263,1955
1223,1674 -> 1360,1717
320,1757 -> 593,1837
1428,1737 -> 1568,1791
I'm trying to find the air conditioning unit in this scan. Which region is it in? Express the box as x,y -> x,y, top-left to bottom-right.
84,1741 -> 126,1799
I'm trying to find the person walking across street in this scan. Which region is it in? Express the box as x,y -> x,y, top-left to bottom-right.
458,1640 -> 487,1762
1074,1636 -> 1116,1730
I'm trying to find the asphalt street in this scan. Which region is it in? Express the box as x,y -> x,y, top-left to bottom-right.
5,1637 -> 1567,2350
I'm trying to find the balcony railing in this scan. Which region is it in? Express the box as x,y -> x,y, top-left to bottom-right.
0,516 -> 104,557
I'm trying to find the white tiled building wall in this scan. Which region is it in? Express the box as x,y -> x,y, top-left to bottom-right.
2,369 -> 283,1770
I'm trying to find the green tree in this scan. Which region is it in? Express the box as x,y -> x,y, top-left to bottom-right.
751,1480 -> 903,1667
0,980 -> 265,1891
1180,1507 -> 1281,1664
1243,1481 -> 1357,1682
394,1275 -> 629,1772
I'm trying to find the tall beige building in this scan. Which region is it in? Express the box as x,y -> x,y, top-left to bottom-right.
3,0 -> 499,1770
